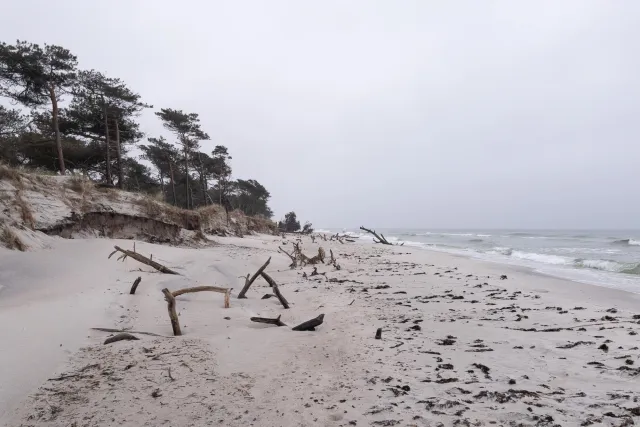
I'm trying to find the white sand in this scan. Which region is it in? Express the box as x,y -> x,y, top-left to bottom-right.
2,234 -> 640,426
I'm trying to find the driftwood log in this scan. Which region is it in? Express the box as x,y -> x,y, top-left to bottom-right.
238,257 -> 271,298
162,288 -> 182,336
171,286 -> 231,309
109,246 -> 179,274
260,272 -> 289,309
129,277 -> 142,295
292,314 -> 325,331
250,315 -> 287,327
104,332 -> 140,345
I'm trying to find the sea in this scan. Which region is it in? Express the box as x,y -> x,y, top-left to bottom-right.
315,228 -> 640,294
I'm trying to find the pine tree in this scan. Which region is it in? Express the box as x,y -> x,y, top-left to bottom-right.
0,41 -> 78,174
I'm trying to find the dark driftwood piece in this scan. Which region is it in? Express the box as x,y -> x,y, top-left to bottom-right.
292,314 -> 325,331
250,315 -> 287,327
110,245 -> 179,274
129,277 -> 142,294
162,288 -> 182,336
171,286 -> 231,308
359,226 -> 392,245
375,328 -> 382,339
91,328 -> 167,337
262,294 -> 275,299
260,272 -> 289,309
238,257 -> 271,298
104,332 -> 140,345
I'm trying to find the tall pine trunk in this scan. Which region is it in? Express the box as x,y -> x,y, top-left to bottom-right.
48,86 -> 65,174
103,104 -> 112,184
115,119 -> 124,189
168,160 -> 177,206
183,139 -> 190,209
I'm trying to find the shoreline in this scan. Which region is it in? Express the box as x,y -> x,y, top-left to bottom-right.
332,228 -> 640,295
2,234 -> 640,425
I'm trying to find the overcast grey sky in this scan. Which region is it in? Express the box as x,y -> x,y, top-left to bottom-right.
1,1 -> 639,229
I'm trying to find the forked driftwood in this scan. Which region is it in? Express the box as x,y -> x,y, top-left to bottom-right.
278,246 -> 297,269
328,249 -> 341,270
172,286 -> 232,308
238,257 -> 271,298
292,314 -> 325,331
359,226 -> 403,245
109,246 -> 179,274
130,277 -> 142,295
250,315 -> 287,327
162,288 -> 182,336
260,272 -> 289,309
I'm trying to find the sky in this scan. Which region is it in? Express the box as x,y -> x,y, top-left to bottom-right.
1,1 -> 639,229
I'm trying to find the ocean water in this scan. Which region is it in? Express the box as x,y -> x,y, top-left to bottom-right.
316,228 -> 640,293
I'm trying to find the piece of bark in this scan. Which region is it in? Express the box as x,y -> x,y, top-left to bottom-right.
238,257 -> 271,298
104,332 -> 140,345
260,271 -> 289,309
261,294 -> 275,299
171,285 -> 232,308
129,277 -> 142,295
162,288 -> 182,336
375,328 -> 382,339
292,314 -> 325,331
110,246 -> 179,274
250,315 -> 287,327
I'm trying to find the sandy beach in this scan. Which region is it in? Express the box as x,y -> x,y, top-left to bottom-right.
1,233 -> 640,426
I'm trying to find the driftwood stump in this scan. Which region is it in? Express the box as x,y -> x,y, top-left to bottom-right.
238,257 -> 271,298
375,328 -> 382,339
162,288 -> 182,336
250,315 -> 287,327
260,272 -> 289,309
110,246 -> 179,274
292,314 -> 325,331
129,277 -> 142,295
172,286 -> 232,308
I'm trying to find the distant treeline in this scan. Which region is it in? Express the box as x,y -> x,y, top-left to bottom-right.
0,40 -> 272,217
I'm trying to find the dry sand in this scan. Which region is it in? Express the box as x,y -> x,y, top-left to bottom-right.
1,233 -> 640,426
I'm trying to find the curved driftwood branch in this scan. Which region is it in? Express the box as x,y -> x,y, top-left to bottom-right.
111,246 -> 179,274
162,288 -> 182,336
171,286 -> 232,308
260,272 -> 289,309
130,277 -> 142,295
238,257 -> 271,298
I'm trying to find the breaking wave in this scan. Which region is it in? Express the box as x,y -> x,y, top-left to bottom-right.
484,247 -> 640,275
612,239 -> 640,246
